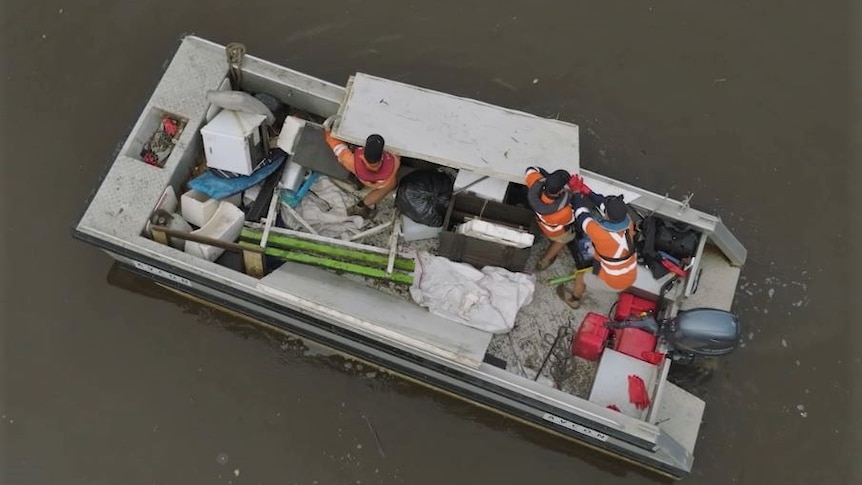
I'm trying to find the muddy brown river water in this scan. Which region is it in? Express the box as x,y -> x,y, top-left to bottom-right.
2,1 -> 859,484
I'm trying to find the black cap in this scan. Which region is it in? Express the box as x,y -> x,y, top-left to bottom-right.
364,134 -> 385,163
604,196 -> 628,223
544,169 -> 570,195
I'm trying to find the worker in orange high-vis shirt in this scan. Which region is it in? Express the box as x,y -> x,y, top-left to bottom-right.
322,116 -> 401,218
558,174 -> 638,309
524,167 -> 577,272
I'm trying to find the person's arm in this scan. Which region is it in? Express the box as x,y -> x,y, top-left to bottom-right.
586,190 -> 605,207
572,193 -> 594,233
524,166 -> 550,188
324,129 -> 355,171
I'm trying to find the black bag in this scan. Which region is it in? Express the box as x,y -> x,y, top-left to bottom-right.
395,170 -> 454,227
636,216 -> 699,279
654,219 -> 699,260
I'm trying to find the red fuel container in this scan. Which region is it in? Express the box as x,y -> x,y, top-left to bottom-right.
571,312 -> 611,361
614,293 -> 658,321
613,327 -> 658,362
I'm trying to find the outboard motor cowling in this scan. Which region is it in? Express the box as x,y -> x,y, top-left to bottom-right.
666,308 -> 740,357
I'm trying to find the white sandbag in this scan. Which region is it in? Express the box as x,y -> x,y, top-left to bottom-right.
409,251 -> 534,334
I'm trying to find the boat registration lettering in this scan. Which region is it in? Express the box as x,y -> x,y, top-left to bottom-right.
542,413 -> 609,442
133,261 -> 192,287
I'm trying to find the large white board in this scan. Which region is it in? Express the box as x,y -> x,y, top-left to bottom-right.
333,73 -> 580,183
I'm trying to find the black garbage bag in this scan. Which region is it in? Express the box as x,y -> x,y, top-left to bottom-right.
395,170 -> 454,227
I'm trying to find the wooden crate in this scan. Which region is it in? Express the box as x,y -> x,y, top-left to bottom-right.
438,193 -> 538,272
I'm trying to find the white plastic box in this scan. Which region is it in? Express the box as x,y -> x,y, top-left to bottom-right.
200,109 -> 268,175
401,214 -> 442,242
184,201 -> 246,261
181,190 -> 219,227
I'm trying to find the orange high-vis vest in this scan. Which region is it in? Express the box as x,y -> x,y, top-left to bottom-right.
580,215 -> 638,291
524,168 -> 576,238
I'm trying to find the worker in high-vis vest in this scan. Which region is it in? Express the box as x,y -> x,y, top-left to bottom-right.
524,167 -> 577,272
323,116 -> 401,218
558,174 -> 638,309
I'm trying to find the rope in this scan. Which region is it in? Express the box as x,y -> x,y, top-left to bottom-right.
534,325 -> 574,381
225,42 -> 246,89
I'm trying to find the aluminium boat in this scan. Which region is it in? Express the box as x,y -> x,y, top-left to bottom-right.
72,35 -> 746,479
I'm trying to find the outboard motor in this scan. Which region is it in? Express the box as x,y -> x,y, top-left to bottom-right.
665,308 -> 740,358
610,308 -> 740,362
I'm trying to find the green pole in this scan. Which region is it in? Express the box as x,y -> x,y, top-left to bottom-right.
241,228 -> 415,272
242,242 -> 414,285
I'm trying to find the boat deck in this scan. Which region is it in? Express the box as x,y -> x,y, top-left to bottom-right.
293,185 -> 649,399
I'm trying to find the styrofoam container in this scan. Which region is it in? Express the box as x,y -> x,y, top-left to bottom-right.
184,201 -> 245,261
455,219 -> 535,248
181,189 -> 219,227
276,116 -> 306,154
401,214 -> 442,242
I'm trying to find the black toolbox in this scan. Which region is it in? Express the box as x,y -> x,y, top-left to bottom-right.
437,193 -> 539,272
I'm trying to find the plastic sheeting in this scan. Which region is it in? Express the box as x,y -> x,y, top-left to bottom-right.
280,176 -> 365,239
206,90 -> 275,125
409,251 -> 535,334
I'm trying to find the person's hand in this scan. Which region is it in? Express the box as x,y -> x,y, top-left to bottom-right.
568,174 -> 591,194
322,114 -> 340,131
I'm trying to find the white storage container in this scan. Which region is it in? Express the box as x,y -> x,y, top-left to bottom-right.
184,201 -> 245,262
181,190 -> 219,227
200,109 -> 268,175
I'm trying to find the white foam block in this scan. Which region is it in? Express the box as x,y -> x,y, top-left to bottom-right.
455,219 -> 534,248
277,116 -> 306,155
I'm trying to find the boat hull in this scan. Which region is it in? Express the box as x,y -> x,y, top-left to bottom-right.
77,229 -> 692,480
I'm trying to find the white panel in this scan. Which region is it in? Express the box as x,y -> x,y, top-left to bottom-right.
258,262 -> 493,369
334,73 -> 580,183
